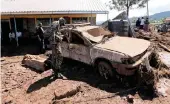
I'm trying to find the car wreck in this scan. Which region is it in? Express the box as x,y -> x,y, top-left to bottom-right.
57,25 -> 153,79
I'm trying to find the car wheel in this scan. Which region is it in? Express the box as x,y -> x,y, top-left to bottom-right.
97,61 -> 114,80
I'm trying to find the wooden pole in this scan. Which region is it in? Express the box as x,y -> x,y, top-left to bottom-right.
14,16 -> 17,33
50,15 -> 52,26
147,0 -> 149,18
107,13 -> 109,25
35,18 -> 37,28
14,16 -> 19,46
9,19 -> 11,30
91,11 -> 92,25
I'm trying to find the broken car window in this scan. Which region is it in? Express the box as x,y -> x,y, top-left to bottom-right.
70,31 -> 85,45
87,27 -> 111,37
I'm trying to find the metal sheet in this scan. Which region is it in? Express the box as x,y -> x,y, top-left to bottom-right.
2,0 -> 108,14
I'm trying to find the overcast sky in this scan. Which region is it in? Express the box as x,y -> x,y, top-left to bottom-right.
97,0 -> 170,21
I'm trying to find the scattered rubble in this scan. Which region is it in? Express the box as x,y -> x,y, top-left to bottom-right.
155,78 -> 170,97
135,29 -> 170,50
53,81 -> 81,100
2,25 -> 170,104
134,27 -> 170,97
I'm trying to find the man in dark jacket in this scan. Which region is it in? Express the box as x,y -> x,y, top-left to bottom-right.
36,23 -> 45,53
144,18 -> 150,32
136,18 -> 141,28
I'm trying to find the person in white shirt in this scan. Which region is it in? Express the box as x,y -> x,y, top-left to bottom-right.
9,30 -> 22,47
140,17 -> 145,29
9,30 -> 18,47
16,31 -> 22,47
9,30 -> 15,42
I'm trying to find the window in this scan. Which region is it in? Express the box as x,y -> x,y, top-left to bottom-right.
60,31 -> 69,42
62,36 -> 68,42
72,17 -> 88,24
54,18 -> 59,21
36,18 -> 50,26
70,32 -> 84,45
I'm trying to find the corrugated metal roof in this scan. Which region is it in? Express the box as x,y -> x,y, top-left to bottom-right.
1,0 -> 108,15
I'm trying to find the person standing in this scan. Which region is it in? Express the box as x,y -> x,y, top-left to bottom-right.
59,17 -> 66,27
9,30 -> 15,42
9,30 -> 16,46
140,17 -> 145,29
144,18 -> 150,32
136,18 -> 141,29
8,30 -> 17,52
49,21 -> 63,78
36,23 -> 45,53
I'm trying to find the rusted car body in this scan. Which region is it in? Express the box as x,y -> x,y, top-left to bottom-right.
60,26 -> 152,77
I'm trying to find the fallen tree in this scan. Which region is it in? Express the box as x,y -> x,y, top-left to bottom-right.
22,54 -> 47,71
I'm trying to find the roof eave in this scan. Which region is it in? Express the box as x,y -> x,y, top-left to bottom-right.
1,11 -> 109,15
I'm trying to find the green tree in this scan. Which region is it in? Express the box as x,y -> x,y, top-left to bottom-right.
107,0 -> 149,17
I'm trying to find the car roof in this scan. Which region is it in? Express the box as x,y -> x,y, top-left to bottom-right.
72,26 -> 111,42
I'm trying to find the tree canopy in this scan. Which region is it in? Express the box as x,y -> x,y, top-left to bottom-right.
107,0 -> 149,16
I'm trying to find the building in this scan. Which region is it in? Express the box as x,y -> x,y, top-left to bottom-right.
1,0 -> 108,42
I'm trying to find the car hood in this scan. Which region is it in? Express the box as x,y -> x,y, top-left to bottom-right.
96,36 -> 151,57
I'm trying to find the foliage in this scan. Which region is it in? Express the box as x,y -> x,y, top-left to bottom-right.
107,0 -> 149,16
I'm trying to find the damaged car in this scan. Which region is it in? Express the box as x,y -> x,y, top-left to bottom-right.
57,26 -> 153,79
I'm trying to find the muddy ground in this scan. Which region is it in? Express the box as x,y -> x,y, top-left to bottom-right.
1,34 -> 170,104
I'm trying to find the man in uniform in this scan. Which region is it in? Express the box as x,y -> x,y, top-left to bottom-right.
36,23 -> 45,53
59,17 -> 66,27
48,21 -> 63,78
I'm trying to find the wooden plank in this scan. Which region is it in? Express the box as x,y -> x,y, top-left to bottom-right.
159,43 -> 170,53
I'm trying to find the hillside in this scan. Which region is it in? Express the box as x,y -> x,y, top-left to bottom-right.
97,11 -> 170,24
150,11 -> 170,20
131,11 -> 170,21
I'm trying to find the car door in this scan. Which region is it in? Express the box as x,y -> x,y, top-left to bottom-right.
68,31 -> 91,64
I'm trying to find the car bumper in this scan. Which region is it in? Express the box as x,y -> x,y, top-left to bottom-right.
111,51 -> 152,76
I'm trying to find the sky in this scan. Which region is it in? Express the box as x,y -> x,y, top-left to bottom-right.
97,0 -> 170,22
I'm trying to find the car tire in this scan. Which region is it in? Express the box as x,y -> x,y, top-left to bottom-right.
97,61 -> 115,80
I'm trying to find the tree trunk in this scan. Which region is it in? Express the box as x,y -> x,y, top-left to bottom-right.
127,7 -> 129,17
22,54 -> 47,71
126,0 -> 129,17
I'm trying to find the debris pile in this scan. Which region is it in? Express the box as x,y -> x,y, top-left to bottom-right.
134,27 -> 170,97
135,29 -> 170,50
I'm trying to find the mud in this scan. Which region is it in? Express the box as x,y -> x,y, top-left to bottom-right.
1,45 -> 170,104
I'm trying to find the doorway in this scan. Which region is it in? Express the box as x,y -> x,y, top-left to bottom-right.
1,20 -> 10,44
